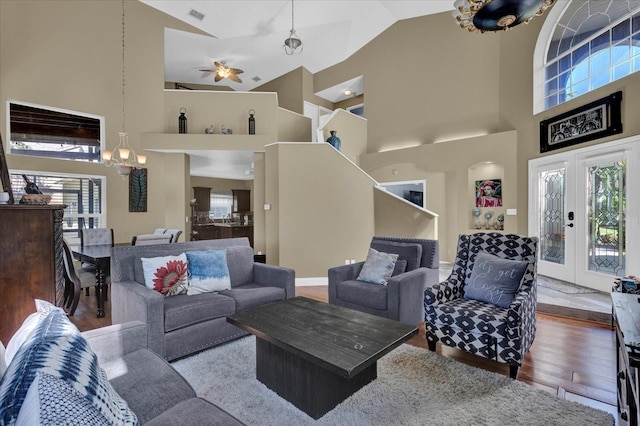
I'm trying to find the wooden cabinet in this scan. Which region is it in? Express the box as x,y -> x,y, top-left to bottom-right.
217,224 -> 254,247
193,187 -> 211,212
232,189 -> 250,213
0,204 -> 66,343
191,224 -> 219,241
613,292 -> 640,425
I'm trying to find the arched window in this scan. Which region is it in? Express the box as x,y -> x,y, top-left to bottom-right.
534,1 -> 640,114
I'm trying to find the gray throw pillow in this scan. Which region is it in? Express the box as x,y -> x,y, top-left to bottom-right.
464,251 -> 529,308
357,248 -> 399,285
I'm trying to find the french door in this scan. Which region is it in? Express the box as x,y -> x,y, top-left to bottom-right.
529,137 -> 640,292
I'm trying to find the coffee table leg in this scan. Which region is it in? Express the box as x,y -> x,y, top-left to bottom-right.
255,338 -> 377,419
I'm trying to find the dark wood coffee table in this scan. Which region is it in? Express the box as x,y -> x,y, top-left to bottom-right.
227,297 -> 418,419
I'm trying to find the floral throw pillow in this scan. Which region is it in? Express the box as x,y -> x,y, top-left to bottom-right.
141,254 -> 189,297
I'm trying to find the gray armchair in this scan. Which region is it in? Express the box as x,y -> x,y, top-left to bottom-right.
424,232 -> 538,379
328,236 -> 439,326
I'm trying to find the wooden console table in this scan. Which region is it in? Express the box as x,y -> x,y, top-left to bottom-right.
612,292 -> 640,425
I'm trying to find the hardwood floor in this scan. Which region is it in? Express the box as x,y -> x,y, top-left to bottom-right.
69,284 -> 618,418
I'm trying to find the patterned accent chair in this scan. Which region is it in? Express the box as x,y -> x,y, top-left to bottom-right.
424,232 -> 538,379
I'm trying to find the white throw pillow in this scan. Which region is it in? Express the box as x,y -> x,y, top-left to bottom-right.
0,341 -> 5,378
141,253 -> 189,296
5,300 -> 58,367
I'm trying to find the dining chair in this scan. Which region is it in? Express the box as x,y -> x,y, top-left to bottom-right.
62,240 -> 98,316
165,229 -> 183,243
131,234 -> 173,246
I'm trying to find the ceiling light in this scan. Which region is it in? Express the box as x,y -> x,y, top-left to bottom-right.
344,90 -> 352,95
452,0 -> 556,33
103,0 -> 146,178
284,0 -> 303,55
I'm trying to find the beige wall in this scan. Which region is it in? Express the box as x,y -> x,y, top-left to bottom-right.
361,131 -> 518,261
265,143 -> 377,276
320,109 -> 368,165
0,0 -> 202,244
3,2 -> 640,268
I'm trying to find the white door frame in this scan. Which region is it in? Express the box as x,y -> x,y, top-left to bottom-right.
528,135 -> 640,292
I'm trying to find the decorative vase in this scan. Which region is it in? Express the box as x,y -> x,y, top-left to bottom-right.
205,125 -> 214,134
326,130 -> 341,151
248,109 -> 256,135
178,107 -> 187,134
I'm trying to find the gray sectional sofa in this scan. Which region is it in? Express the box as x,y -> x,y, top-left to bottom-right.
85,321 -> 244,425
111,237 -> 295,361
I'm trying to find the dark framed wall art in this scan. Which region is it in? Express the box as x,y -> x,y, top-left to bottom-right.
129,168 -> 147,212
540,91 -> 623,153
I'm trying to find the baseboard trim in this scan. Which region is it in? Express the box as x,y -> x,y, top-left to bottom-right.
295,277 -> 327,287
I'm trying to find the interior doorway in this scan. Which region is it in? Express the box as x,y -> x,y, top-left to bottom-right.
379,180 -> 426,209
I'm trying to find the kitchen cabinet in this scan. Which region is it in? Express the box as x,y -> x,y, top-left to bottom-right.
193,187 -> 211,211
216,224 -> 253,247
232,189 -> 250,213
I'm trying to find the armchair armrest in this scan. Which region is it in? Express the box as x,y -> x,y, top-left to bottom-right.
254,262 -> 296,299
506,281 -> 537,353
424,276 -> 465,307
387,267 -> 430,325
111,280 -> 166,357
328,262 -> 364,304
82,321 -> 147,365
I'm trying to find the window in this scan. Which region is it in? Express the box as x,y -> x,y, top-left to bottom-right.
10,171 -> 106,245
7,100 -> 104,162
535,1 -> 640,112
209,191 -> 233,219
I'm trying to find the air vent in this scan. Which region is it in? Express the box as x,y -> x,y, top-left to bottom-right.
252,76 -> 262,82
189,9 -> 205,20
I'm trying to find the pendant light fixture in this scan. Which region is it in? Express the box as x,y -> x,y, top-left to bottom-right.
283,0 -> 303,55
102,0 -> 147,178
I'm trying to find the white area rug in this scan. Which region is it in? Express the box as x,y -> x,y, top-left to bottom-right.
172,337 -> 614,425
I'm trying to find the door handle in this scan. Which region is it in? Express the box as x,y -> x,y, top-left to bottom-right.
566,223 -> 574,227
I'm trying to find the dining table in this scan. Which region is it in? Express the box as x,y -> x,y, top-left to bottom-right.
70,243 -> 114,318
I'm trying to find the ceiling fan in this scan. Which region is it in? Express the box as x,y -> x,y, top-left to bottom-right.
199,61 -> 243,83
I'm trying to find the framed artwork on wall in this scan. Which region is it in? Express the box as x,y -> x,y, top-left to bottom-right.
476,179 -> 502,207
540,91 -> 622,153
129,168 -> 147,212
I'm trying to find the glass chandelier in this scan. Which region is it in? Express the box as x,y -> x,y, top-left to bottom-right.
102,0 -> 147,177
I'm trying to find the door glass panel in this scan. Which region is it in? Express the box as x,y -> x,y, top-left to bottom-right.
588,161 -> 626,275
539,168 -> 565,264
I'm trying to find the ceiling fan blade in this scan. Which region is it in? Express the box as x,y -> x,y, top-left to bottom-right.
199,68 -> 216,73
214,61 -> 223,68
230,68 -> 244,75
214,74 -> 224,82
229,74 -> 243,83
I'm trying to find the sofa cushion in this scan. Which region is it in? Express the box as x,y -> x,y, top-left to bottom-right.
186,250 -> 231,294
16,372 -> 109,425
141,254 -> 189,296
145,397 -> 243,425
0,301 -> 137,425
392,259 -> 407,277
224,246 -> 255,287
370,240 -> 422,271
163,292 -> 236,333
4,300 -> 58,366
357,247 -> 398,285
220,284 -> 286,312
336,280 -> 388,310
464,251 -> 529,308
107,348 -> 196,424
